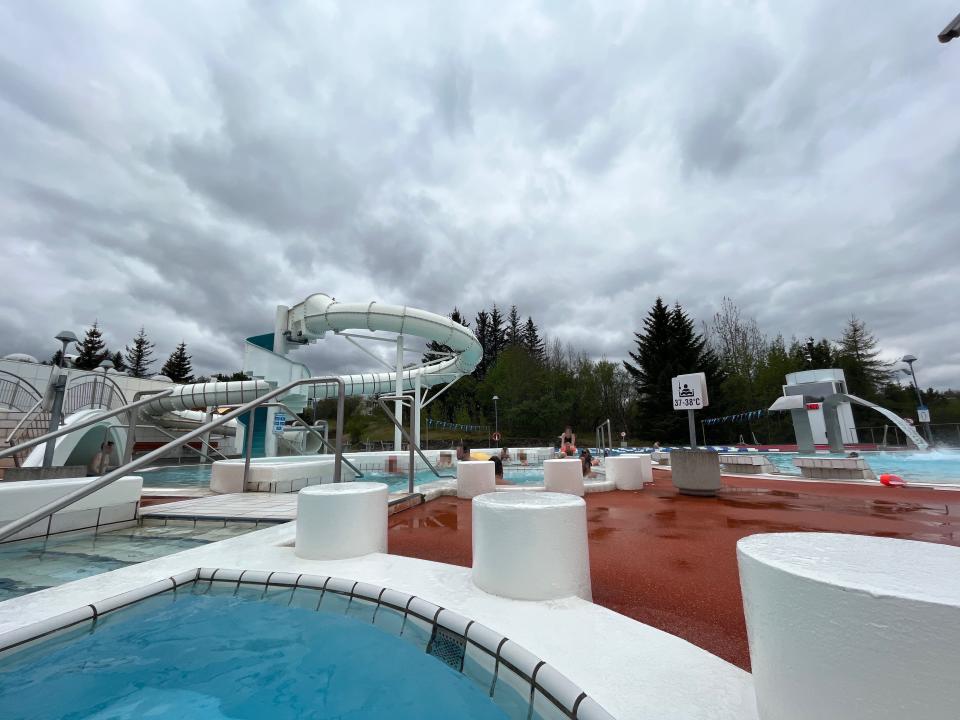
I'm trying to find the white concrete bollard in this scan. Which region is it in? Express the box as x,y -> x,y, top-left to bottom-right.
295,482 -> 388,560
738,532 -> 960,720
605,455 -> 651,490
472,491 -> 591,601
543,458 -> 585,496
457,460 -> 496,499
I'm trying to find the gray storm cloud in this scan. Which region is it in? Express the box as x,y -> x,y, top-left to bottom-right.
0,1 -> 958,386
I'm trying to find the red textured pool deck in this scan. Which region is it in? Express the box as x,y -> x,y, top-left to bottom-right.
387,470 -> 960,671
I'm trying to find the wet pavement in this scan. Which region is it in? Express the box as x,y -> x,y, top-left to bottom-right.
387,470 -> 960,670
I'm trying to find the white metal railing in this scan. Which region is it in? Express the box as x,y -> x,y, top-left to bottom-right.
0,376 -> 347,543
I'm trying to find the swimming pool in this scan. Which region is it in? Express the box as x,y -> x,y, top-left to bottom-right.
141,463 -> 548,490
0,581 -> 517,719
761,450 -> 960,485
0,524 -> 258,602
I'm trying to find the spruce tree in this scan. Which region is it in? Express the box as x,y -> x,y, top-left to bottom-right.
624,298 -> 723,441
506,305 -> 523,346
124,327 -> 155,378
522,316 -> 545,360
488,305 -> 506,361
835,316 -> 890,398
73,322 -> 109,370
110,351 -> 125,372
161,342 -> 194,383
473,310 -> 490,379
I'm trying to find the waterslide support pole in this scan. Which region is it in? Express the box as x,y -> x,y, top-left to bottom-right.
414,373 -> 422,448
394,335 -> 403,451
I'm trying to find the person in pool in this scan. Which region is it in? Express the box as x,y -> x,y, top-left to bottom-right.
580,448 -> 598,478
559,425 -> 576,456
489,455 -> 511,485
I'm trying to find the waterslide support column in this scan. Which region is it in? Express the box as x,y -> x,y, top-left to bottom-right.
394,335 -> 403,451
414,372 -> 422,448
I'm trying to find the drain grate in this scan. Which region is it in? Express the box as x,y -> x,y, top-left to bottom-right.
428,626 -> 466,671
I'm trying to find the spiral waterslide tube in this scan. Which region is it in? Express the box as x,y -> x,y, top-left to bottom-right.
136,294 -> 480,416
280,293 -> 482,399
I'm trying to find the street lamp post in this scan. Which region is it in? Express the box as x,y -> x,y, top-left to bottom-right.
901,354 -> 933,444
96,358 -> 114,408
42,330 -> 79,469
492,395 -> 499,447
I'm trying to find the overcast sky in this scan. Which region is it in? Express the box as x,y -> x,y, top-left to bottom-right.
1,1 -> 958,388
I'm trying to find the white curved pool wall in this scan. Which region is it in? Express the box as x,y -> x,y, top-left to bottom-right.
738,532 -> 960,720
456,460 -> 496,499
543,458 -> 585,496
605,455 -> 652,489
295,482 -> 388,560
0,475 -> 142,543
210,456 -> 358,493
472,491 -> 592,601
22,409 -> 128,469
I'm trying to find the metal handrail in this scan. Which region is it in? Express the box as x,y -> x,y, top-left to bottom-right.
377,395 -> 454,493
216,401 -> 364,479
273,401 -> 363,478
136,423 -> 230,462
0,370 -> 43,410
5,398 -> 44,446
0,376 -> 345,544
0,390 -> 175,461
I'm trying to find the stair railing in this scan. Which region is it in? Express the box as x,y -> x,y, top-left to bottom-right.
0,376 -> 346,543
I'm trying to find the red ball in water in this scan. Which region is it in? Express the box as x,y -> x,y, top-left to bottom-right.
879,473 -> 906,487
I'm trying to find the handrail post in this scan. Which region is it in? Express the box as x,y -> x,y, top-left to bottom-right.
334,380 -> 344,483
243,409 -> 255,488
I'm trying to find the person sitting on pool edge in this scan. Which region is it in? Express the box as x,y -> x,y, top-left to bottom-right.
559,425 -> 576,456
86,440 -> 115,476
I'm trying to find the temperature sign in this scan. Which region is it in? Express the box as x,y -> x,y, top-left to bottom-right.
672,373 -> 709,410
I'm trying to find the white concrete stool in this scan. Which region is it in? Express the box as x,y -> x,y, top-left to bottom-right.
472,491 -> 591,601
457,460 -> 495,499
543,458 -> 584,496
605,455 -> 651,490
738,532 -> 960,720
295,482 -> 388,560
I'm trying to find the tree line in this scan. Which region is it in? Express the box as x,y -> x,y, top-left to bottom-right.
51,323 -> 196,383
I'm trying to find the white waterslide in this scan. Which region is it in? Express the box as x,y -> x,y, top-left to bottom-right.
25,295 -> 479,467
248,293 -> 482,400
841,393 -> 930,450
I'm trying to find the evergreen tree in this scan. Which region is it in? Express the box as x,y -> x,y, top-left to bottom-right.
522,316 -> 545,360
623,298 -> 723,441
160,342 -> 194,383
124,327 -> 155,378
73,322 -> 109,370
506,305 -> 523,346
835,316 -> 890,398
473,310 -> 490,379
110,351 -> 125,372
803,337 -> 833,369
488,305 -> 507,360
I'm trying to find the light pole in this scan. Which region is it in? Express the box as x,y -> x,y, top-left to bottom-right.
42,330 -> 79,468
492,395 -> 499,447
901,354 -> 933,444
96,358 -> 114,408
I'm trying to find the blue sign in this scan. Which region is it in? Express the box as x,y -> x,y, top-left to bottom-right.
273,413 -> 287,434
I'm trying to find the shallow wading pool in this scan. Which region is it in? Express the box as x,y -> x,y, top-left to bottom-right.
0,583 -> 508,720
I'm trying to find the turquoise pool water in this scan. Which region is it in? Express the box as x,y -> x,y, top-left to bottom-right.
0,585 -> 508,720
141,464 -> 547,490
762,451 -> 960,484
140,463 -> 214,488
0,524 -> 258,602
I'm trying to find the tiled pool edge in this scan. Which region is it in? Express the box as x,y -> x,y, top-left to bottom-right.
0,568 -> 616,720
